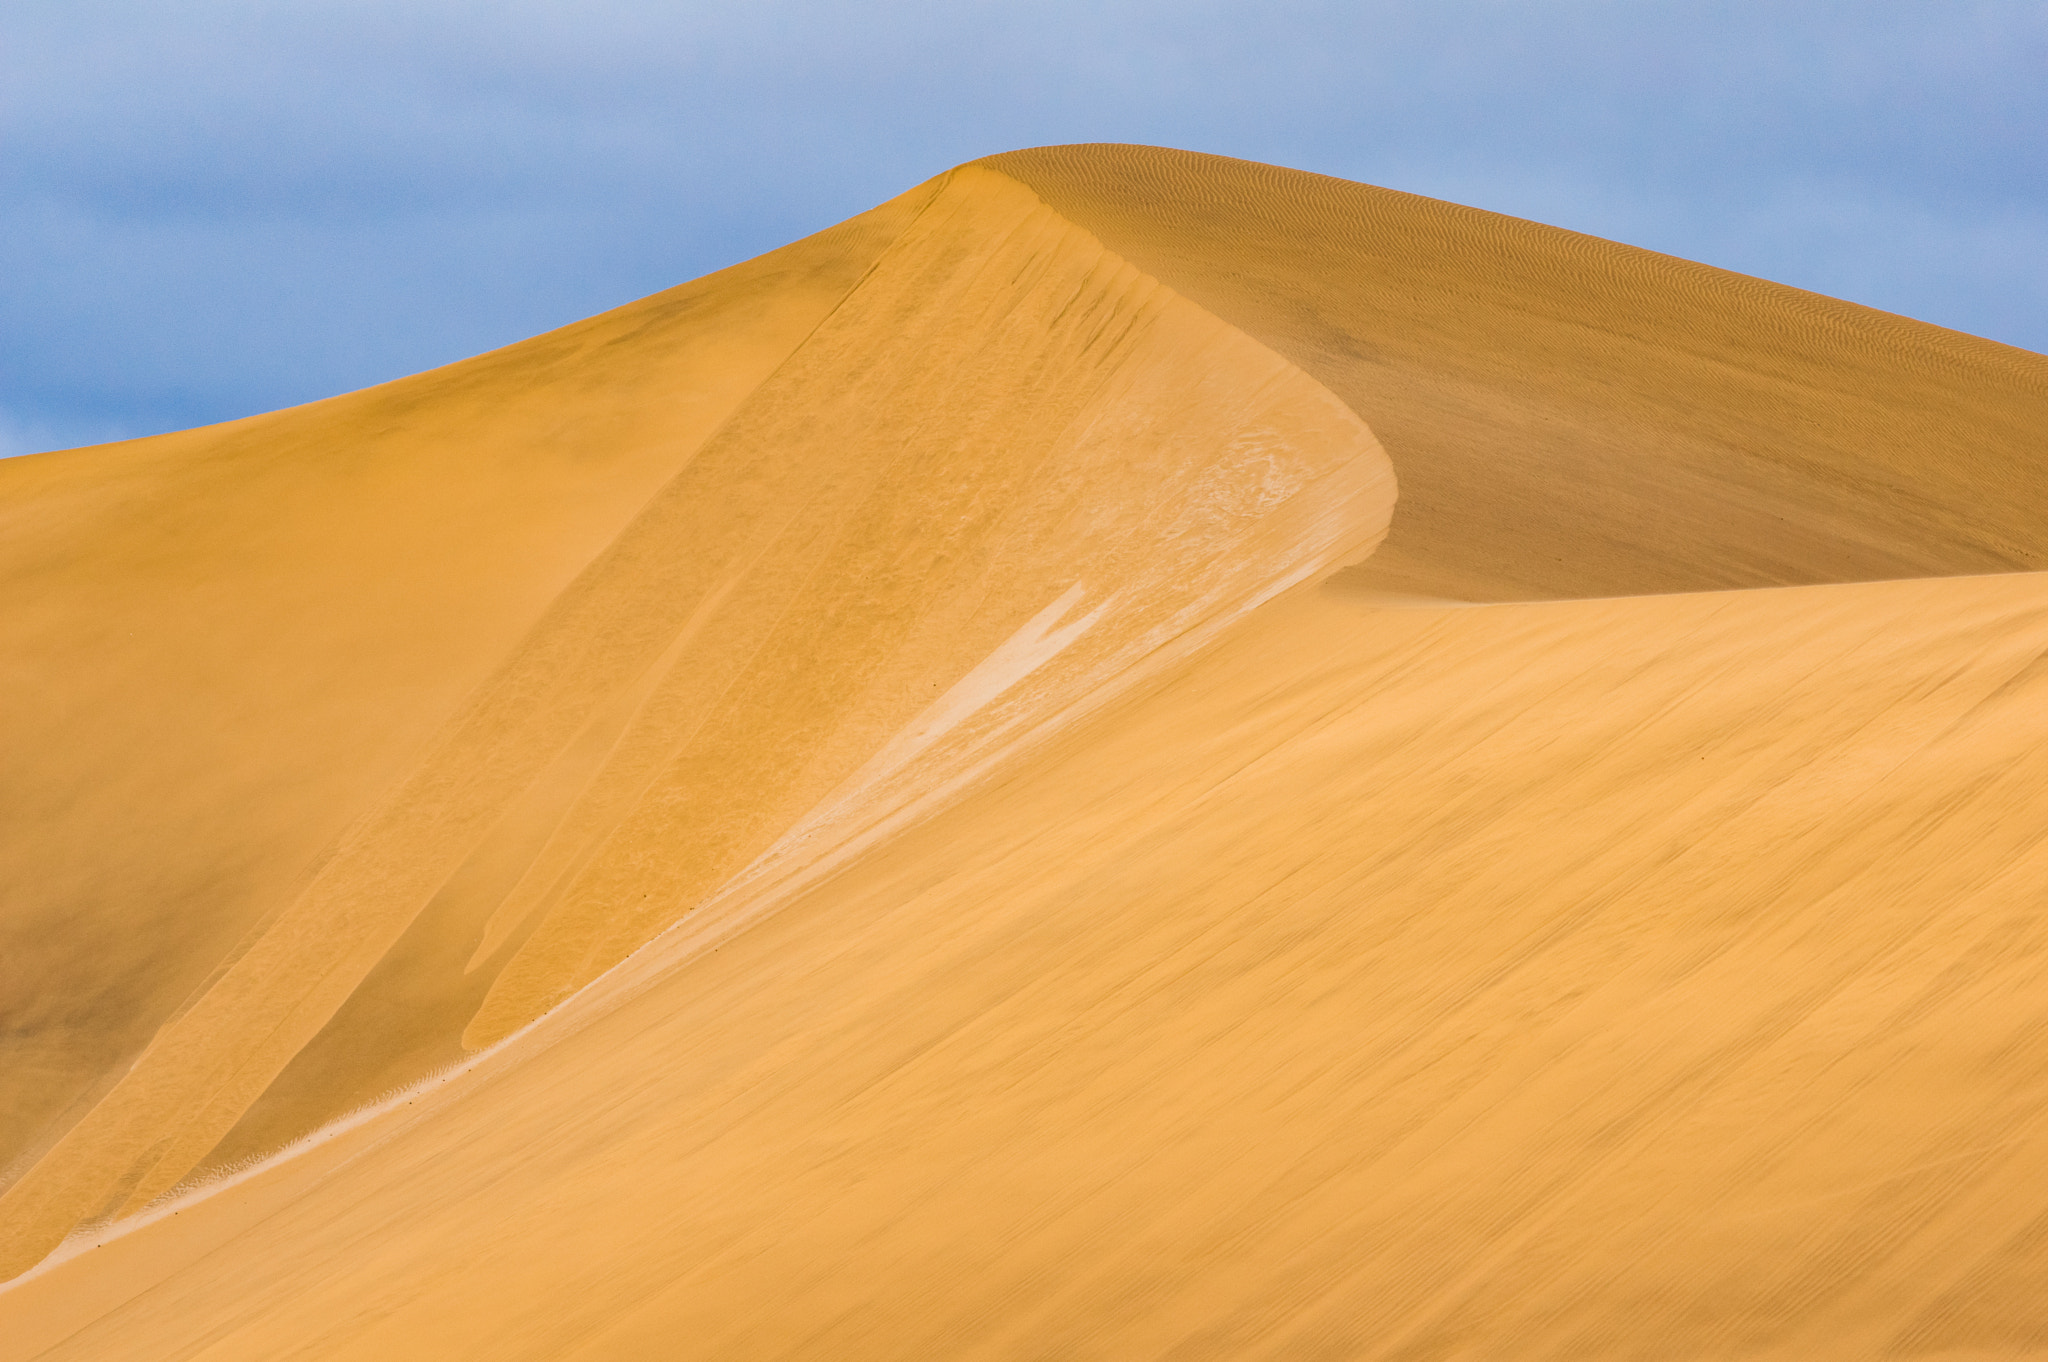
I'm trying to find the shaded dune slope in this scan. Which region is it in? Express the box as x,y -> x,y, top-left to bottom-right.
986,144 -> 2048,601
0,178 -> 934,1188
6,146 -> 2048,1359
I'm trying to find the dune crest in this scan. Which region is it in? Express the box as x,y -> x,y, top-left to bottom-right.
985,145 -> 2048,601
0,164 -> 1391,1280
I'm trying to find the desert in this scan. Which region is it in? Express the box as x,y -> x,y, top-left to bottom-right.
5,144 -> 2048,1358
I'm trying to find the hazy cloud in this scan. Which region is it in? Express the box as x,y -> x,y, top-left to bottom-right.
6,1 -> 2045,452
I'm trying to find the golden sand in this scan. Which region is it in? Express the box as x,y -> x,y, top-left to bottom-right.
4,146 -> 2047,1359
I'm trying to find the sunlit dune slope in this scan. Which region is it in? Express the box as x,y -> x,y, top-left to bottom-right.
986,144 -> 2048,601
7,145 -> 2048,1359
13,574 -> 2048,1360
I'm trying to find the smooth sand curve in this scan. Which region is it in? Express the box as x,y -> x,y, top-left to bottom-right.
986,145 -> 2048,601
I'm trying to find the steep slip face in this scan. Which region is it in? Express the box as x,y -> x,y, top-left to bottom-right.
0,183 -> 934,1192
9,572 -> 2048,1360
0,166 -> 1392,1279
984,144 -> 2048,602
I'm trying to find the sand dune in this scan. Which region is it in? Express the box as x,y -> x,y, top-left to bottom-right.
5,146 -> 2048,1358
987,146 -> 2048,601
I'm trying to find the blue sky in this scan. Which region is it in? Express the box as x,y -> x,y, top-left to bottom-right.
5,1 -> 2045,456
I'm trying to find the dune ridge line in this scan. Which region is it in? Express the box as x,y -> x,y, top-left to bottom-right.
0,162 -> 1394,1282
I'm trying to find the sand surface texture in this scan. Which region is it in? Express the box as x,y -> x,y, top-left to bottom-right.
4,146 -> 2048,1359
